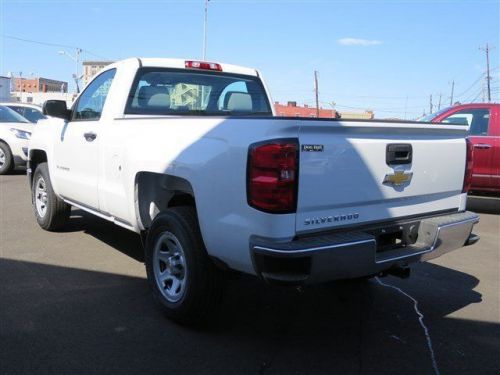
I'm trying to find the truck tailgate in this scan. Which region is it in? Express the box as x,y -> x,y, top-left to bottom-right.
296,121 -> 468,233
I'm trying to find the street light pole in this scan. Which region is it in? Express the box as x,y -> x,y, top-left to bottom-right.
75,48 -> 81,92
58,48 -> 82,93
203,0 -> 209,60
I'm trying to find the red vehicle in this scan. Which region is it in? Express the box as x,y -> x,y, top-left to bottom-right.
422,103 -> 500,194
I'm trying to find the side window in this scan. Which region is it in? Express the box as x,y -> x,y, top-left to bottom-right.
73,69 -> 116,121
442,108 -> 490,136
24,108 -> 46,122
8,106 -> 25,117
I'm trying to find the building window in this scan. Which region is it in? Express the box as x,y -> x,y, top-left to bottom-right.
27,97 -> 33,103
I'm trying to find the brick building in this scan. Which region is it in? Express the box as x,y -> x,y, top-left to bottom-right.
339,110 -> 374,120
274,101 -> 339,118
13,77 -> 68,93
83,61 -> 114,85
274,101 -> 374,120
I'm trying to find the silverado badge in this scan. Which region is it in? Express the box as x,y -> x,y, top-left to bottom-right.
383,170 -> 413,186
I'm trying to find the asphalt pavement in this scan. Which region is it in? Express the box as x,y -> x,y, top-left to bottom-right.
1,173 -> 499,375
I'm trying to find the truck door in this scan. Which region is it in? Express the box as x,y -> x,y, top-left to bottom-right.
52,69 -> 116,209
441,108 -> 493,190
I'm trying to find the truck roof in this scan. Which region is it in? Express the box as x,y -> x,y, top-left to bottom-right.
109,58 -> 260,77
448,103 -> 500,109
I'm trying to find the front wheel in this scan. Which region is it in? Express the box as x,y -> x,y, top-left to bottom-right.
145,207 -> 224,324
32,163 -> 70,231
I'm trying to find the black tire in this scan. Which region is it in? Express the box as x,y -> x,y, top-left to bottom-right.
32,162 -> 70,231
0,141 -> 14,175
145,207 -> 224,324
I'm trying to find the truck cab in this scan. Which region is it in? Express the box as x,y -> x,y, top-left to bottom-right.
428,103 -> 500,194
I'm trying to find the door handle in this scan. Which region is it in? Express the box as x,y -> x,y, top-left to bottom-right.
474,143 -> 491,150
84,132 -> 97,142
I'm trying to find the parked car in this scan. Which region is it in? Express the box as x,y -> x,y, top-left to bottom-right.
0,105 -> 32,174
0,103 -> 47,123
28,58 -> 479,323
423,103 -> 499,194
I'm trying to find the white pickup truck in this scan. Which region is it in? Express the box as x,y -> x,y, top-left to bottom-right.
28,58 -> 479,322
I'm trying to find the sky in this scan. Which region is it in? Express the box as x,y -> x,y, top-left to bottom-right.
1,0 -> 499,119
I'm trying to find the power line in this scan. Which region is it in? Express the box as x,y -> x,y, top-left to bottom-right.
1,34 -> 109,60
453,65 -> 500,100
272,89 -> 427,99
470,88 -> 483,103
454,74 -> 484,99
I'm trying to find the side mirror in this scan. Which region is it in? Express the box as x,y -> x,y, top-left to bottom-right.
43,100 -> 71,121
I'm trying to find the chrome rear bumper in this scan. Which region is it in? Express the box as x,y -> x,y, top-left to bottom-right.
251,211 -> 479,284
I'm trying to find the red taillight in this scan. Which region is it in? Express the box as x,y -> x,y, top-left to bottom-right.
185,60 -> 222,71
247,140 -> 298,213
463,137 -> 474,193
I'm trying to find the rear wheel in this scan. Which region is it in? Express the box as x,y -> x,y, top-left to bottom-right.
32,163 -> 70,231
145,207 -> 224,324
0,142 -> 13,175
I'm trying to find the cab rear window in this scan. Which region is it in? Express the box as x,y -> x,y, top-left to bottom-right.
125,68 -> 272,116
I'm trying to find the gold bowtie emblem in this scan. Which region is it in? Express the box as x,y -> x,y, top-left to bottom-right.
383,170 -> 413,186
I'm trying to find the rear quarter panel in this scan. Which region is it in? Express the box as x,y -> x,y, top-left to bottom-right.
105,117 -> 300,274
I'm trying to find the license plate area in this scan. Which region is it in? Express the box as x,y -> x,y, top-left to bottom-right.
368,221 -> 421,255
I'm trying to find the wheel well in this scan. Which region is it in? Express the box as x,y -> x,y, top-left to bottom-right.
28,149 -> 47,185
0,139 -> 10,150
136,172 -> 196,229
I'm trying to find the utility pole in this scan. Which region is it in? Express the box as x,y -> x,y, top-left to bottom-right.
438,93 -> 442,110
202,0 -> 209,60
314,70 -> 320,118
479,43 -> 493,102
429,94 -> 433,114
449,80 -> 455,106
404,95 -> 408,120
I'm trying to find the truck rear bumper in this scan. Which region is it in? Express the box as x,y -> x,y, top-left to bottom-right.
251,211 -> 479,285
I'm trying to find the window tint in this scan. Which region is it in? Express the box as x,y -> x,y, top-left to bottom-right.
23,108 -> 46,122
8,106 -> 46,123
0,106 -> 29,123
8,106 -> 25,117
73,69 -> 116,121
217,81 -> 248,109
125,68 -> 271,116
417,107 -> 452,122
441,108 -> 490,136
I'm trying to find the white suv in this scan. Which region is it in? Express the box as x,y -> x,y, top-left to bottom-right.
0,105 -> 33,174
0,103 -> 46,123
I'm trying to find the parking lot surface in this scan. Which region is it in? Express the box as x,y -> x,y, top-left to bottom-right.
1,173 -> 499,375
